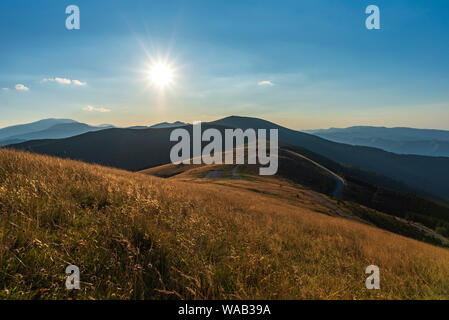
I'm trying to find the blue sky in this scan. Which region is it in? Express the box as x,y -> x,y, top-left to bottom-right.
0,0 -> 448,129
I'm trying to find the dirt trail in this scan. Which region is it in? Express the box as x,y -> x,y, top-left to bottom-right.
204,164 -> 242,180
204,170 -> 223,179
284,149 -> 345,199
199,151 -> 448,245
232,164 -> 242,179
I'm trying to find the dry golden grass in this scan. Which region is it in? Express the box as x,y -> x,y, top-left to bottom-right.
1,148 -> 449,300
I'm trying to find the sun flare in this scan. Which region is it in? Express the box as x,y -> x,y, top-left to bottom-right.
148,62 -> 174,89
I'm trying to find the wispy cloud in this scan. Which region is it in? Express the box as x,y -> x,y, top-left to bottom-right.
72,80 -> 86,86
258,80 -> 275,86
2,88 -> 9,91
83,105 -> 111,113
42,77 -> 86,86
15,84 -> 29,91
43,77 -> 71,84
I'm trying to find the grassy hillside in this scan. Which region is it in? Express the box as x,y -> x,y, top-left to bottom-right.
280,145 -> 449,241
1,149 -> 449,299
144,155 -> 449,247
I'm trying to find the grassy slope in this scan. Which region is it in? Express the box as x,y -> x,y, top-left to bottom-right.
1,149 -> 449,299
143,152 -> 449,246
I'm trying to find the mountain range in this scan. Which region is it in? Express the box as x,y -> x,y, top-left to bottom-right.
0,119 -> 75,139
4,116 -> 449,202
0,119 -> 188,146
0,119 -> 114,146
305,126 -> 449,157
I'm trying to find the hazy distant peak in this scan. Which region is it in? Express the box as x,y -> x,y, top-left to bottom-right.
304,125 -> 449,157
0,118 -> 79,140
150,121 -> 187,129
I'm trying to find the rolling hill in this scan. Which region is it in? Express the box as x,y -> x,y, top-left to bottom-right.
1,148 -> 449,299
7,124 -> 232,171
142,145 -> 449,246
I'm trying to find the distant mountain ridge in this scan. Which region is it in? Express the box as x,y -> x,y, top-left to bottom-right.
304,126 -> 449,157
126,121 -> 188,130
150,121 -> 187,128
0,119 -> 114,146
306,126 -> 449,141
0,119 -> 189,146
0,119 -> 76,140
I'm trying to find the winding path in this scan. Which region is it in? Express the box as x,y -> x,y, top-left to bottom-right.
231,164 -> 242,179
284,150 -> 449,243
283,150 -> 345,199
202,150 -> 449,244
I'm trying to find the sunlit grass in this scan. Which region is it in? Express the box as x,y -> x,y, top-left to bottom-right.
0,148 -> 448,299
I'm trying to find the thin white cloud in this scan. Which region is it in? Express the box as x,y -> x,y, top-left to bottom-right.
2,88 -> 9,91
258,80 -> 275,86
42,77 -> 86,86
83,105 -> 111,113
15,84 -> 29,91
42,77 -> 70,84
72,80 -> 86,86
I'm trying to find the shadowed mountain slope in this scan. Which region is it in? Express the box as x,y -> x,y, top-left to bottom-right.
8,124 -> 230,171
211,116 -> 449,201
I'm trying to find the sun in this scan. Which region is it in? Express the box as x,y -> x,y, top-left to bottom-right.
148,62 -> 174,89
